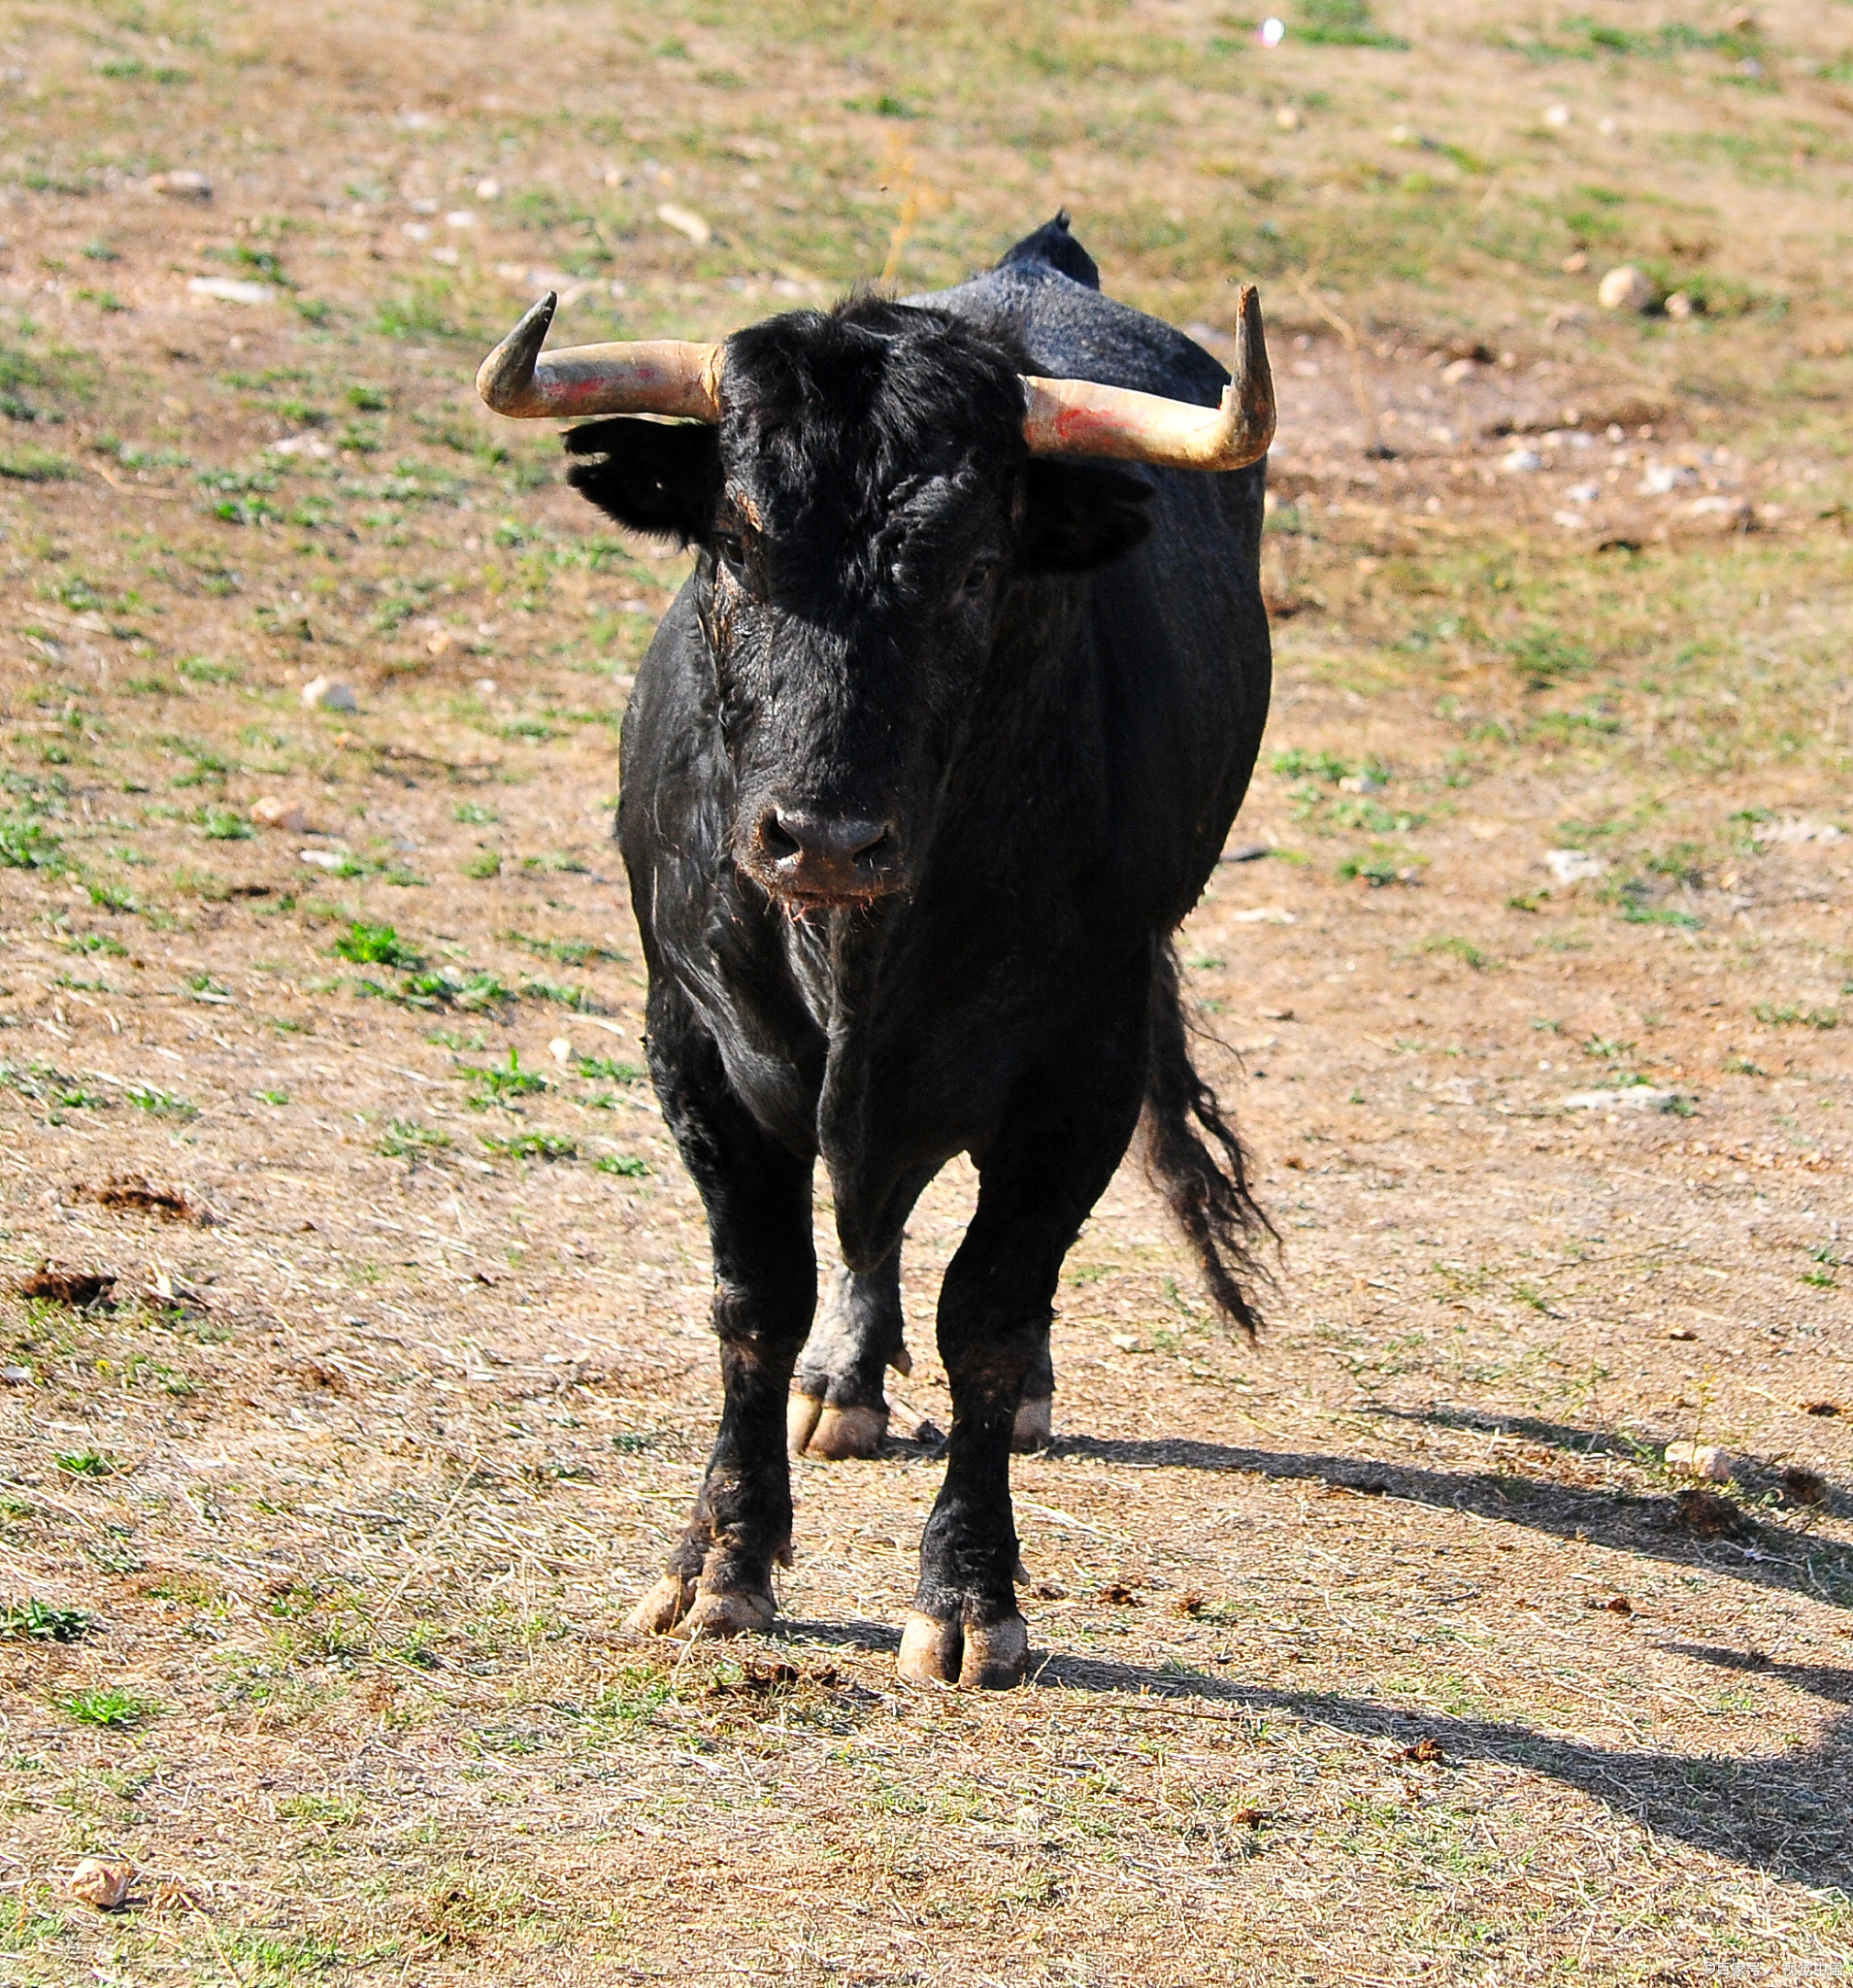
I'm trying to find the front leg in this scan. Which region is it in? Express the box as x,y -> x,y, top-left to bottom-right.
625,1001 -> 815,1640
899,1044 -> 1144,1688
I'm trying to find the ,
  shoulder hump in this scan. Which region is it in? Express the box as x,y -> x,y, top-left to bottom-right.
910,213 -> 1228,406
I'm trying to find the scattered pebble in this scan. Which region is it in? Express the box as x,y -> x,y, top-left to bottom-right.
1441,356 -> 1477,384
300,676 -> 359,713
475,176 -> 502,200
1665,291 -> 1696,320
1542,104 -> 1572,128
1338,773 -> 1384,794
1802,1401 -> 1841,1417
1668,1326 -> 1698,1342
187,276 -> 273,306
656,202 -> 712,246
269,433 -> 333,459
1501,447 -> 1542,475
1561,1086 -> 1681,1111
2,1365 -> 32,1385
249,797 -> 310,832
1544,849 -> 1604,883
150,169 -> 212,200
1665,1440 -> 1732,1481
299,849 -> 349,872
1638,463 -> 1697,497
1227,907 -> 1297,925
1753,818 -> 1844,846
548,1037 -> 573,1065
1274,105 -> 1300,131
1598,265 -> 1655,314
68,1858 -> 133,1911
1562,482 -> 1600,504
446,210 -> 476,228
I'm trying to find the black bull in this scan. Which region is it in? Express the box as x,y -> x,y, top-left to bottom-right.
563,215 -> 1274,1687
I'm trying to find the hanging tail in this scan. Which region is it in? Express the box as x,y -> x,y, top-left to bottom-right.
1141,944 -> 1274,1340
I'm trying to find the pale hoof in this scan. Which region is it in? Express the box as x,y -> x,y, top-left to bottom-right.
624,1572 -> 695,1635
1011,1396 -> 1053,1452
896,1609 -> 1029,1689
804,1403 -> 888,1460
678,1585 -> 776,1639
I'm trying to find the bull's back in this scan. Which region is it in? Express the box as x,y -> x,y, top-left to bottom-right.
922,249 -> 1271,929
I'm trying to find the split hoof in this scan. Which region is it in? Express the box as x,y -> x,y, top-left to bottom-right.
1011,1396 -> 1053,1452
897,1610 -> 1029,1690
789,1394 -> 888,1460
679,1584 -> 776,1639
624,1571 -> 696,1635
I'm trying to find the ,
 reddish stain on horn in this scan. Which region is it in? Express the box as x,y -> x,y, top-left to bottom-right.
477,291 -> 724,421
476,282 -> 1273,471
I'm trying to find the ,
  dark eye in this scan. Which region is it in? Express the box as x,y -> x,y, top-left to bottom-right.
959,554 -> 999,597
712,529 -> 746,573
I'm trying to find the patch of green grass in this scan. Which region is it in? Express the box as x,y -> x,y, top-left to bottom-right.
195,805 -> 252,841
126,1083 -> 196,1117
453,801 -> 499,825
481,1131 -> 577,1161
596,1153 -> 649,1177
333,920 -> 423,969
0,813 -> 63,871
521,976 -> 600,1011
461,1049 -> 547,1108
61,1686 -> 159,1729
1422,936 -> 1496,970
1753,1003 -> 1837,1030
1296,0 -> 1408,50
1339,845 -> 1422,887
378,1119 -> 451,1159
0,447 -> 77,481
1507,628 -> 1593,689
53,1449 -> 121,1477
575,1053 -> 645,1084
0,1598 -> 93,1642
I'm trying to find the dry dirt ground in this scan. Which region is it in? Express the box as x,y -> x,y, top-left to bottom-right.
0,2 -> 1850,1983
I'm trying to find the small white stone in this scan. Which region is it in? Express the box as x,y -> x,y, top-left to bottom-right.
1665,1441 -> 1732,1480
1501,447 -> 1542,475
1563,482 -> 1600,504
548,1037 -> 573,1065
249,796 -> 310,832
151,169 -> 212,200
1,1364 -> 31,1385
1638,463 -> 1697,496
1598,265 -> 1654,313
446,210 -> 476,228
1665,291 -> 1695,320
476,177 -> 502,201
1274,105 -> 1301,131
1545,849 -> 1604,883
187,276 -> 272,305
1543,103 -> 1572,128
69,1858 -> 133,1911
300,677 -> 358,713
656,202 -> 712,246
298,849 -> 348,872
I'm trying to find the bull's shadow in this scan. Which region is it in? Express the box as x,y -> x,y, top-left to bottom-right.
1045,1430 -> 1853,1611
1025,1646 -> 1853,1897
771,1615 -> 1853,1894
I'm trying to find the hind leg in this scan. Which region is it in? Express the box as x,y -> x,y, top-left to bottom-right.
789,1245 -> 910,1459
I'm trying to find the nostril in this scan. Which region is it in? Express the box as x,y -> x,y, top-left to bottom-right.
844,821 -> 889,861
760,810 -> 801,858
